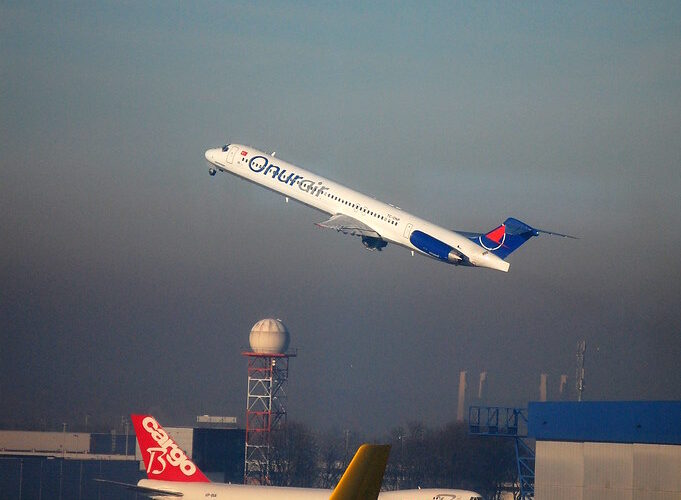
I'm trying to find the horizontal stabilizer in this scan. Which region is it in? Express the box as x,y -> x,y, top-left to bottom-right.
93,479 -> 184,497
534,227 -> 578,239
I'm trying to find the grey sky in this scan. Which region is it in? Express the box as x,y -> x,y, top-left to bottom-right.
1,1 -> 680,434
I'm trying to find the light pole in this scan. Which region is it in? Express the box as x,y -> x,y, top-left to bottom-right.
125,419 -> 130,456
18,458 -> 23,499
39,459 -> 43,500
59,422 -> 66,500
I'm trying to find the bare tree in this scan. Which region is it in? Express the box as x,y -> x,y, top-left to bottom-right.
382,420 -> 514,498
266,418 -> 513,496
269,421 -> 319,487
316,429 -> 345,490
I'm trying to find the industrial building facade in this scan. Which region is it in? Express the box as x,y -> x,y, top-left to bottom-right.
0,425 -> 245,499
529,401 -> 681,500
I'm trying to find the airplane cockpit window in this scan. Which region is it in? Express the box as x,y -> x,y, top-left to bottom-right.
222,144 -> 230,152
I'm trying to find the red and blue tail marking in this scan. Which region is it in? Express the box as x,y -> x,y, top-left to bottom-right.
466,217 -> 576,259
473,218 -> 539,259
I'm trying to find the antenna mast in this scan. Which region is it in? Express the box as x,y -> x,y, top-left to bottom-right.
576,340 -> 586,402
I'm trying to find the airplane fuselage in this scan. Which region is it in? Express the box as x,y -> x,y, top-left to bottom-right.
138,480 -> 482,500
138,479 -> 330,499
127,415 -> 484,500
205,144 -> 510,272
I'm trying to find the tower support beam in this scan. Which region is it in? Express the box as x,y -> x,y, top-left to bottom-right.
243,352 -> 294,484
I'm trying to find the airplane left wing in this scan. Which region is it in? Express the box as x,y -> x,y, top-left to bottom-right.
316,214 -> 388,251
93,479 -> 184,497
316,214 -> 381,238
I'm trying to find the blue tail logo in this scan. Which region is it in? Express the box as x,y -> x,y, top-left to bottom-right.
472,218 -> 540,260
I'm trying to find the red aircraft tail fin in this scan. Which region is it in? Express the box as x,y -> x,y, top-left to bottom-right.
131,414 -> 210,483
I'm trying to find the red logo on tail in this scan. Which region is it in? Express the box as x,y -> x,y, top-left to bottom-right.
480,224 -> 506,251
131,415 -> 210,483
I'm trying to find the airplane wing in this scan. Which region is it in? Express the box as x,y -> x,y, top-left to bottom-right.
94,479 -> 184,497
315,214 -> 382,239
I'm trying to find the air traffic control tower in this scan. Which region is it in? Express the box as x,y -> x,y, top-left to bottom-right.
242,318 -> 295,485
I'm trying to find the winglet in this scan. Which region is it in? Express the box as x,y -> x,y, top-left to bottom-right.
329,444 -> 391,500
131,414 -> 210,483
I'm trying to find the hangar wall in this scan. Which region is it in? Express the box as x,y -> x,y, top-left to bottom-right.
535,441 -> 681,500
529,402 -> 681,500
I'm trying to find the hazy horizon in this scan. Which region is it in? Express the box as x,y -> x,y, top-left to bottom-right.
2,1 -> 680,436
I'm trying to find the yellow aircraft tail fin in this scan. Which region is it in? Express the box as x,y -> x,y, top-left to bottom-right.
329,443 -> 391,500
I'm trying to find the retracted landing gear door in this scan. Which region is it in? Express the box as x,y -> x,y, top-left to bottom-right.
226,146 -> 237,164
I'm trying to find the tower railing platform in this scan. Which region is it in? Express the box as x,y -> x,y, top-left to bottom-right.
469,406 -> 535,500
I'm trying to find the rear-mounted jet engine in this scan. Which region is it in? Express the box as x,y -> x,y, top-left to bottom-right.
409,230 -> 464,264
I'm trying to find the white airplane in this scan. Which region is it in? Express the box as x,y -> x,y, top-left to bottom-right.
98,414 -> 483,500
204,143 -> 575,273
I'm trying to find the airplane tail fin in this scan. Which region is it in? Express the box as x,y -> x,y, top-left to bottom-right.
469,217 -> 576,259
131,414 -> 210,483
329,444 -> 391,500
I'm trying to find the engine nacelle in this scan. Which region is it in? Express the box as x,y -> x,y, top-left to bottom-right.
361,236 -> 388,251
409,230 -> 463,264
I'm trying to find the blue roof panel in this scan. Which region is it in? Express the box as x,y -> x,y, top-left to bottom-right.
528,401 -> 681,445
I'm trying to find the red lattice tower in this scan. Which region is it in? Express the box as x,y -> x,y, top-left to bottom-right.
242,319 -> 294,484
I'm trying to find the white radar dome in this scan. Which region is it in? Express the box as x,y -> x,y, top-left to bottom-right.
249,318 -> 290,354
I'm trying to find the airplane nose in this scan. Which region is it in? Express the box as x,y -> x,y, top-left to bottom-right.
205,148 -> 216,162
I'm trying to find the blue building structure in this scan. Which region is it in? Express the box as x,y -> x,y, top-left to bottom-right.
471,401 -> 681,500
528,401 -> 681,445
